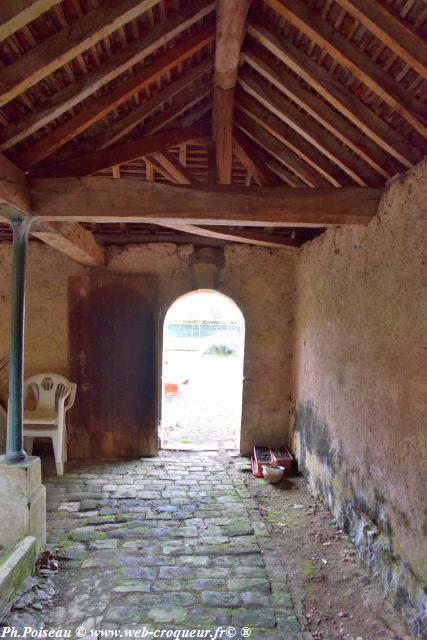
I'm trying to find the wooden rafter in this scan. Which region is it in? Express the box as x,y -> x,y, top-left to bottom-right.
29,127 -> 210,178
247,20 -> 423,168
15,26 -> 215,170
234,111 -> 328,188
0,154 -> 104,265
238,69 -> 383,187
262,0 -> 427,138
164,223 -> 300,248
0,1 -> 62,42
151,152 -> 199,184
242,46 -> 403,178
98,79 -> 212,149
265,161 -> 306,188
148,143 -> 289,247
232,132 -> 280,186
213,0 -> 251,184
236,90 -> 348,187
29,177 -> 382,227
0,0 -> 215,152
336,0 -> 427,81
0,0 -> 162,108
92,59 -> 214,150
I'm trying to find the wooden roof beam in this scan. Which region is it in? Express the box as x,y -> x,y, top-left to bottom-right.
0,1 -> 62,42
247,20 -> 423,168
29,127 -> 210,178
147,146 -> 290,247
31,222 -> 105,267
337,0 -> 427,81
0,154 -> 104,266
108,79 -> 212,139
163,223 -> 300,248
93,58 -> 214,150
238,69 -> 383,187
29,177 -> 383,227
213,0 -> 251,184
0,0 -> 162,108
151,151 -> 200,184
263,0 -> 427,137
15,26 -> 215,170
265,160 -> 306,188
234,110 -> 327,187
242,45 -> 402,179
232,131 -> 280,185
0,0 -> 215,152
236,90 -> 349,187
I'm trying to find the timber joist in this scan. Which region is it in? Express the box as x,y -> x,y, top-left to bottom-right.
0,0 -> 425,255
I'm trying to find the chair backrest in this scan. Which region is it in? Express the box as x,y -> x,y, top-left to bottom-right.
24,373 -> 74,411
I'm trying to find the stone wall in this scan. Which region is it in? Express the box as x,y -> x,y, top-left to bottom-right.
292,161 -> 427,636
0,241 -> 297,455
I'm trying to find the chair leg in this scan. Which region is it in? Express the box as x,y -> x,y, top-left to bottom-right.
24,436 -> 34,455
62,427 -> 68,463
51,432 -> 64,476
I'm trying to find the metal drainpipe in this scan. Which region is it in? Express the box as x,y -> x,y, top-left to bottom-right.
6,216 -> 31,464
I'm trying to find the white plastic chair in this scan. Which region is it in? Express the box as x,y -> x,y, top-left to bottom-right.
23,374 -> 76,475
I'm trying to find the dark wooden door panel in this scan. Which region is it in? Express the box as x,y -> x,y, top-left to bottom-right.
68,274 -> 159,459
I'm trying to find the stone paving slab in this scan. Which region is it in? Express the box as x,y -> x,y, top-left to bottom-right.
39,452 -> 304,638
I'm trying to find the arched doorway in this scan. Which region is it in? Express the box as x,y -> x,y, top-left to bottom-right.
161,289 -> 245,450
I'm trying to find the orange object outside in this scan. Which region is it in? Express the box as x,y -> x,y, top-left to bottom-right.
164,383 -> 178,394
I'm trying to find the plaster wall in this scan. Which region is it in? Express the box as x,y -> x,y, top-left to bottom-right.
0,241 -> 297,455
292,161 -> 427,636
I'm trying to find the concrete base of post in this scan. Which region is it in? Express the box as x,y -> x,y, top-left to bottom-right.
0,456 -> 46,555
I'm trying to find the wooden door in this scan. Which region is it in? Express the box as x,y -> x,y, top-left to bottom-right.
68,274 -> 159,459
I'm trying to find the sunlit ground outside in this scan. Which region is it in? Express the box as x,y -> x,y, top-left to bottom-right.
161,290 -> 245,450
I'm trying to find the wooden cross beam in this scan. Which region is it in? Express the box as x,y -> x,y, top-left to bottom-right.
0,155 -> 104,266
28,178 -> 383,227
28,127 -> 211,178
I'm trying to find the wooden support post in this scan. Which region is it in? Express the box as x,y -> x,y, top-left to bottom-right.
6,216 -> 31,464
213,0 -> 251,183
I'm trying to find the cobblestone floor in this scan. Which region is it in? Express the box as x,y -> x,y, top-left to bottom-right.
3,450 -> 408,640
40,451 -> 303,638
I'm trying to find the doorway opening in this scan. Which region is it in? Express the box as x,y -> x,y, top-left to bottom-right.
161,289 -> 245,451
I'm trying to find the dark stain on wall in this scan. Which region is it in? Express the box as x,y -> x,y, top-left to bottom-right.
294,400 -> 425,638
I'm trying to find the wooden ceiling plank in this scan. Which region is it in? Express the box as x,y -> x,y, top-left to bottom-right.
15,26 -> 216,170
29,176 -> 383,227
238,68 -> 383,187
248,20 -> 423,168
263,0 -> 427,137
232,131 -> 281,185
337,0 -> 427,80
243,45 -> 403,178
0,0 -> 63,42
0,154 -> 104,265
236,90 -> 349,187
29,126 -> 210,177
0,0 -> 216,151
234,111 -> 328,187
213,0 -> 252,184
0,0 -> 163,108
93,59 -> 214,149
